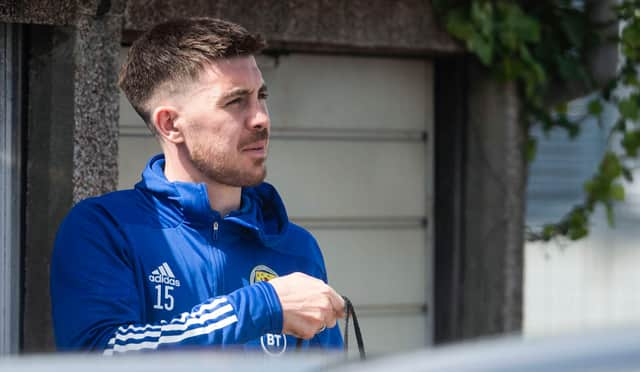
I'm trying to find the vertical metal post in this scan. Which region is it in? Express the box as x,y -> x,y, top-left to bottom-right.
0,22 -> 23,354
434,56 -> 468,343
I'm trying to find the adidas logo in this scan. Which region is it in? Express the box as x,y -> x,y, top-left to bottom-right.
148,262 -> 181,287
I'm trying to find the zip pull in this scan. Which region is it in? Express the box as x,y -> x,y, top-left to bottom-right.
212,221 -> 219,240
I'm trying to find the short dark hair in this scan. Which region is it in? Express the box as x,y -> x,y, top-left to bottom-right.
118,17 -> 266,133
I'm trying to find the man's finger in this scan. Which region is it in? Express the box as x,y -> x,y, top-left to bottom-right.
326,287 -> 346,319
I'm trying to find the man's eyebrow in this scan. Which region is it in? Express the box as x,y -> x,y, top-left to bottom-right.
219,87 -> 251,101
219,84 -> 268,101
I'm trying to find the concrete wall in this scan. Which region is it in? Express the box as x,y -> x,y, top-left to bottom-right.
433,59 -> 525,342
123,0 -> 461,55
0,1 -> 77,25
463,62 -> 525,336
18,1 -> 125,352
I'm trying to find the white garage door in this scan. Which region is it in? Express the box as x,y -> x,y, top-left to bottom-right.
118,50 -> 434,355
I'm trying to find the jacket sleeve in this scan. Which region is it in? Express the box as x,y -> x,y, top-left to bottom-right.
50,201 -> 283,354
102,282 -> 282,355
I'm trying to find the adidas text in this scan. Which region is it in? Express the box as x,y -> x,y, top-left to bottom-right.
148,274 -> 181,287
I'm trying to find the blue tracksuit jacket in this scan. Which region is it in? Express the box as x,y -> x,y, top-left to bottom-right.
50,154 -> 343,354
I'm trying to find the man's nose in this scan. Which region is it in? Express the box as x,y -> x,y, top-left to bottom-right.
249,104 -> 270,131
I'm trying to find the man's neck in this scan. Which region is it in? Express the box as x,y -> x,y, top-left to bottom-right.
163,154 -> 241,217
204,182 -> 241,217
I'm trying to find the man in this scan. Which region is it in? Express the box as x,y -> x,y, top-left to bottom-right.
50,17 -> 344,355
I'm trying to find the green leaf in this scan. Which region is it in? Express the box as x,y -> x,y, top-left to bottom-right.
611,183 -> 625,201
555,102 -> 568,114
621,130 -> 640,157
588,99 -> 603,116
583,180 -> 595,194
568,223 -> 589,240
469,34 -> 494,65
600,152 -> 623,180
621,22 -> 640,62
471,1 -> 494,37
623,71 -> 639,86
515,15 -> 540,43
567,123 -> 580,139
530,62 -> 547,86
567,208 -> 589,240
614,119 -> 627,132
619,97 -> 640,121
445,11 -> 475,40
542,225 -> 556,241
497,2 -> 540,45
623,167 -> 634,182
512,58 -> 529,81
606,204 -> 616,227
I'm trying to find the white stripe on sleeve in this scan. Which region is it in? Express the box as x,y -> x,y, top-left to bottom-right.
107,315 -> 238,354
115,298 -> 228,335
103,297 -> 238,355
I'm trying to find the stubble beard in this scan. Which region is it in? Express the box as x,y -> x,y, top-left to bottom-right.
188,131 -> 268,187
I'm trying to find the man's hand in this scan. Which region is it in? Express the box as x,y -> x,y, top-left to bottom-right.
268,272 -> 345,339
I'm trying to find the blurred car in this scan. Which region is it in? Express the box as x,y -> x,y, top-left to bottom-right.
334,327 -> 640,372
3,327 -> 640,372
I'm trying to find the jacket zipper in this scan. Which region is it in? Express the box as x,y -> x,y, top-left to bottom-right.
210,221 -> 223,294
212,221 -> 219,241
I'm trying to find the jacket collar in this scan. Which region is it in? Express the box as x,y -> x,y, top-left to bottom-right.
135,154 -> 289,247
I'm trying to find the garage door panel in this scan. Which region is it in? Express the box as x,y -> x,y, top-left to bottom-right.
118,136 -> 160,189
118,48 -> 146,128
341,314 -> 428,357
258,54 -> 432,132
121,54 -> 433,134
266,139 -> 427,218
119,90 -> 145,127
312,229 -> 427,306
118,137 -> 428,220
119,138 -> 429,220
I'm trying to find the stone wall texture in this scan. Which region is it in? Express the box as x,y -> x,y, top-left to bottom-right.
124,0 -> 462,55
0,0 -> 126,26
462,61 -> 525,338
72,13 -> 121,202
20,1 -> 124,352
0,0 -> 77,25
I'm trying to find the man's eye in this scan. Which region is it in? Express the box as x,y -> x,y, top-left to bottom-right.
226,98 -> 242,106
258,92 -> 269,100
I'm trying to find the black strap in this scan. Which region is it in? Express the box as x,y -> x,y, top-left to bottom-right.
294,295 -> 366,361
343,295 -> 366,360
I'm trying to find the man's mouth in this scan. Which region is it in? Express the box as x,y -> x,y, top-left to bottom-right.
242,140 -> 267,150
241,140 -> 268,156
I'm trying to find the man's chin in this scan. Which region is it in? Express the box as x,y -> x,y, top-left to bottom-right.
243,170 -> 267,187
199,163 -> 267,187
228,166 -> 266,187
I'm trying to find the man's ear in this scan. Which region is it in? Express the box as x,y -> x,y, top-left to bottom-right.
152,106 -> 184,144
